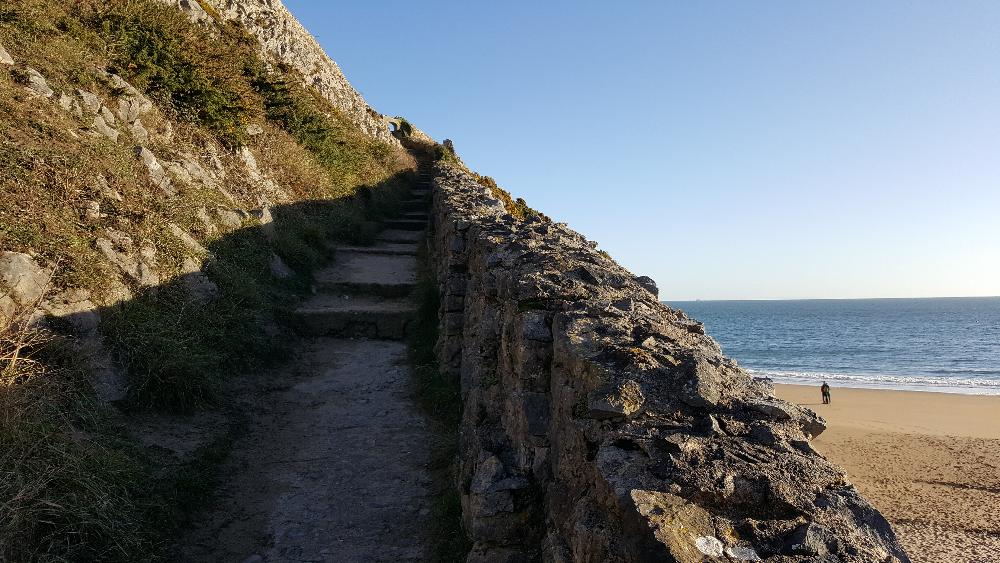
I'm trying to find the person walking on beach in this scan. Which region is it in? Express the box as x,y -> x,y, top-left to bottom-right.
821,381 -> 831,404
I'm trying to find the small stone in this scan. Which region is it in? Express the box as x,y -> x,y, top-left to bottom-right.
246,123 -> 264,136
0,43 -> 14,66
83,200 -> 103,222
726,545 -> 762,561
694,536 -> 724,557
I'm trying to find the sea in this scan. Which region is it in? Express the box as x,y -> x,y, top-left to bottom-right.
665,297 -> 1000,395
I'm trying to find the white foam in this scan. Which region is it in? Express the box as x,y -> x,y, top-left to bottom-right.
749,369 -> 1000,395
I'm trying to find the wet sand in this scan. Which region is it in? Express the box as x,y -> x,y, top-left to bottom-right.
776,384 -> 1000,563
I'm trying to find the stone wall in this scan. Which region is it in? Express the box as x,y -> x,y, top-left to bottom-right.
162,0 -> 397,144
429,164 -> 910,563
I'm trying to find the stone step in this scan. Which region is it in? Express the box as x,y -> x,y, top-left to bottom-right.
335,242 -> 419,256
376,229 -> 425,244
401,211 -> 428,220
314,252 -> 416,297
383,219 -> 426,231
289,294 -> 416,340
403,199 -> 429,211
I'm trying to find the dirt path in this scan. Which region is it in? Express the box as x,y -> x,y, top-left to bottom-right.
173,175 -> 438,562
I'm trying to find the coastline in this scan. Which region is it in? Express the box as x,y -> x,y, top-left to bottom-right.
776,384 -> 1000,562
757,371 -> 1000,396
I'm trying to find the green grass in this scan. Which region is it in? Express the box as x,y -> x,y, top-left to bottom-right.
1,331 -> 154,562
81,1 -> 259,148
408,255 -> 470,562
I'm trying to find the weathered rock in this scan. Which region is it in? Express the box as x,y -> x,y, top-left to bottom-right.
22,67 -> 54,98
0,43 -> 13,66
634,275 -> 658,298
195,207 -> 218,236
100,105 -> 116,126
168,223 -> 213,259
135,146 -> 175,195
77,89 -> 103,114
130,119 -> 150,144
95,230 -> 160,286
180,257 -> 219,303
0,252 -> 52,322
429,163 -> 910,563
57,92 -> 83,118
269,254 -> 294,279
40,289 -> 100,334
216,208 -> 248,230
92,115 -> 119,142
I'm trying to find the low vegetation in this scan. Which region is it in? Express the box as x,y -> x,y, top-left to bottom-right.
1,308 -> 152,561
408,260 -> 471,562
431,140 -> 543,220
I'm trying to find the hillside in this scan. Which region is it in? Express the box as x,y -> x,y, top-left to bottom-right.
1,0 -> 420,559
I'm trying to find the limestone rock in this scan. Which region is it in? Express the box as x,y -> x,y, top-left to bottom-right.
92,115 -> 119,142
77,89 -> 103,114
168,223 -> 213,259
130,119 -> 150,144
40,289 -> 99,335
22,67 -> 54,98
269,254 -> 294,279
180,257 -> 219,303
216,208 -> 248,230
95,230 -> 160,286
57,92 -> 83,118
0,43 -> 13,66
100,105 -> 116,126
195,207 -> 218,236
135,146 -> 175,196
0,252 -> 52,321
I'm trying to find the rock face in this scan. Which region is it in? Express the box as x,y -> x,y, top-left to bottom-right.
429,164 -> 910,562
161,0 -> 396,144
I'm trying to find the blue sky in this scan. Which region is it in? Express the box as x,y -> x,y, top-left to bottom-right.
284,1 -> 1000,300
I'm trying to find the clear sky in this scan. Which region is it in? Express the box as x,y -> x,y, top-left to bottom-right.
284,1 -> 999,300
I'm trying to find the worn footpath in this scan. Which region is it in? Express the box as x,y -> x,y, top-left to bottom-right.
173,171 -> 437,562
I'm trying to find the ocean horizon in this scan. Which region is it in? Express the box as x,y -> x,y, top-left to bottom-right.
667,296 -> 1000,395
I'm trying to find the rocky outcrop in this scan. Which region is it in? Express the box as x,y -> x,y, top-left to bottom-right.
429,164 -> 909,562
160,0 -> 396,144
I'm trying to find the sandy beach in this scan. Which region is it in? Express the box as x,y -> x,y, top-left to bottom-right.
776,384 -> 1000,563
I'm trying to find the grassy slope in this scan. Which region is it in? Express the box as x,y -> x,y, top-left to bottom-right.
1,1 -> 415,560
